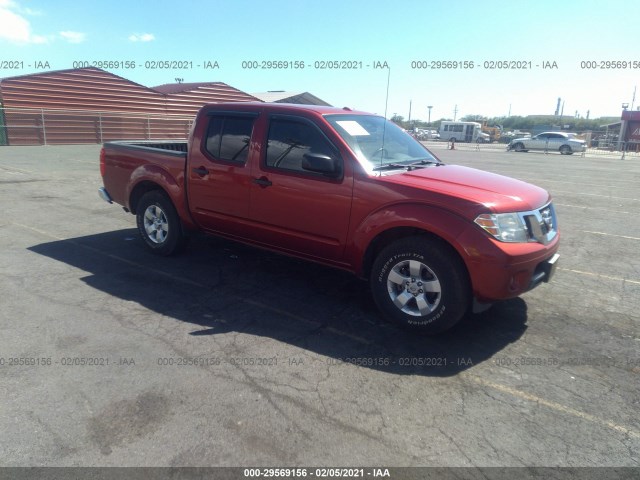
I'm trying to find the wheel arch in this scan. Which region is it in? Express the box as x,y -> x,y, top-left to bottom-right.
559,144 -> 573,154
127,174 -> 197,231
361,226 -> 470,291
367,230 -> 473,334
129,181 -> 169,215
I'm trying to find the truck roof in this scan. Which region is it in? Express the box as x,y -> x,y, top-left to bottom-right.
203,102 -> 376,116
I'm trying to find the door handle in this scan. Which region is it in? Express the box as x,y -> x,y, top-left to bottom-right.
192,166 -> 209,176
252,176 -> 272,188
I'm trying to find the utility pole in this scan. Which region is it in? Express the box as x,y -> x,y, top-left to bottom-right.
453,104 -> 458,121
408,100 -> 412,123
427,105 -> 432,125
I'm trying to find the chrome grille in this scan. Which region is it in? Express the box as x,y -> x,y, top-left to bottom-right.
522,203 -> 558,245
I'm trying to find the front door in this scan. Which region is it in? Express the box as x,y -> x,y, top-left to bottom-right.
248,115 -> 353,262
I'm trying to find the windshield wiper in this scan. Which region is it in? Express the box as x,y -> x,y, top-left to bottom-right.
372,160 -> 442,172
409,159 -> 444,166
372,163 -> 415,171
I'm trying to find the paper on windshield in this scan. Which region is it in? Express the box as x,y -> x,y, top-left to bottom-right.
336,120 -> 370,136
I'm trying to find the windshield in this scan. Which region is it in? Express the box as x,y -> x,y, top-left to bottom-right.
324,114 -> 440,172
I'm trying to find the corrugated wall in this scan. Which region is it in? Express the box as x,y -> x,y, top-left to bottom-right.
164,83 -> 260,116
0,68 -> 166,113
0,68 -> 259,145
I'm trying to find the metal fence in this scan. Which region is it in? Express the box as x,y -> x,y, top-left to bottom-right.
0,107 -> 194,146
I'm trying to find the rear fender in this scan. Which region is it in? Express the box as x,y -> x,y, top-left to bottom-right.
127,165 -> 196,230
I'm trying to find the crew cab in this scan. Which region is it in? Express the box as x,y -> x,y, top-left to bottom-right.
99,102 -> 560,334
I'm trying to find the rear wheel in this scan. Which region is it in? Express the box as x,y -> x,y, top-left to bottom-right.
136,191 -> 188,255
370,236 -> 470,334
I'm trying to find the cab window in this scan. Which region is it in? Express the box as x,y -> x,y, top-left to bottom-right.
265,118 -> 340,175
204,115 -> 255,164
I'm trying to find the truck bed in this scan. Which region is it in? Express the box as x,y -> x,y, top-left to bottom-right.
105,140 -> 188,153
101,140 -> 189,212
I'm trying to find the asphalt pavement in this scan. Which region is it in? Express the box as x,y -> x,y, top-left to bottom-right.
0,144 -> 638,474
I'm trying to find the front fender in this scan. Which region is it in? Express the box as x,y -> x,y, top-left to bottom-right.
348,203 -> 473,276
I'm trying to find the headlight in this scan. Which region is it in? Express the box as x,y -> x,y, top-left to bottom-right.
474,213 -> 529,242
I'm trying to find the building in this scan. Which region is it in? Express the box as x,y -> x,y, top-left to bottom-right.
153,82 -> 262,116
0,68 -> 259,145
251,90 -> 331,106
621,110 -> 640,149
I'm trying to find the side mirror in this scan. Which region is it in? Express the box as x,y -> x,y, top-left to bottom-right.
302,152 -> 340,176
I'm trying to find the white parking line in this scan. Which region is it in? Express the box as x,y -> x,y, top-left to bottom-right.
508,169 -> 640,183
0,165 -> 35,175
554,203 -> 633,215
464,376 -> 640,439
558,268 -> 640,285
581,231 -> 640,241
553,191 -> 640,202
526,178 -> 639,188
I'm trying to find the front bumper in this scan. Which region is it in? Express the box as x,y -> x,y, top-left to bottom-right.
527,252 -> 559,291
458,218 -> 561,303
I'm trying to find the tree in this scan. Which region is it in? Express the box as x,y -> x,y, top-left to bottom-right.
460,114 -> 485,122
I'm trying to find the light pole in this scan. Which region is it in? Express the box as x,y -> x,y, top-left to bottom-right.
619,103 -> 630,150
427,105 -> 433,125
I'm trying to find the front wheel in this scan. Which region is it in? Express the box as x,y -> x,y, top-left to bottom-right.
513,142 -> 526,152
370,237 -> 470,334
136,190 -> 188,255
559,145 -> 572,155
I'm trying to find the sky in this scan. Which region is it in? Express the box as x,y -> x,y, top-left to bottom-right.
1,0 -> 639,121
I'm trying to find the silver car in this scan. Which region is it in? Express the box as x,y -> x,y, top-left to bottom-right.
508,132 -> 586,155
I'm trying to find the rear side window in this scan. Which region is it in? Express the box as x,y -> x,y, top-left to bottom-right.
265,118 -> 339,174
204,115 -> 255,164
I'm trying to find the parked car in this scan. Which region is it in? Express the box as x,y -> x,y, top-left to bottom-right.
410,129 -> 439,141
99,102 -> 559,334
507,132 -> 586,155
419,129 -> 440,140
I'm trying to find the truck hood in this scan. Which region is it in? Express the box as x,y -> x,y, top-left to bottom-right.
377,164 -> 550,214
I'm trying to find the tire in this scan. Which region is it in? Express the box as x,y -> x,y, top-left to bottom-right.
559,145 -> 572,155
136,190 -> 188,256
370,236 -> 470,334
513,142 -> 526,152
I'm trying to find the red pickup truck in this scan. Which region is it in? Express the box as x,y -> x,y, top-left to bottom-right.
99,102 -> 559,334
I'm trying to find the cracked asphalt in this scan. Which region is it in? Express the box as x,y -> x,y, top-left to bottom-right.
0,144 -> 638,469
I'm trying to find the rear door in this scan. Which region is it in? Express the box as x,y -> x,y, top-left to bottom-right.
187,112 -> 258,236
248,114 -> 353,262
